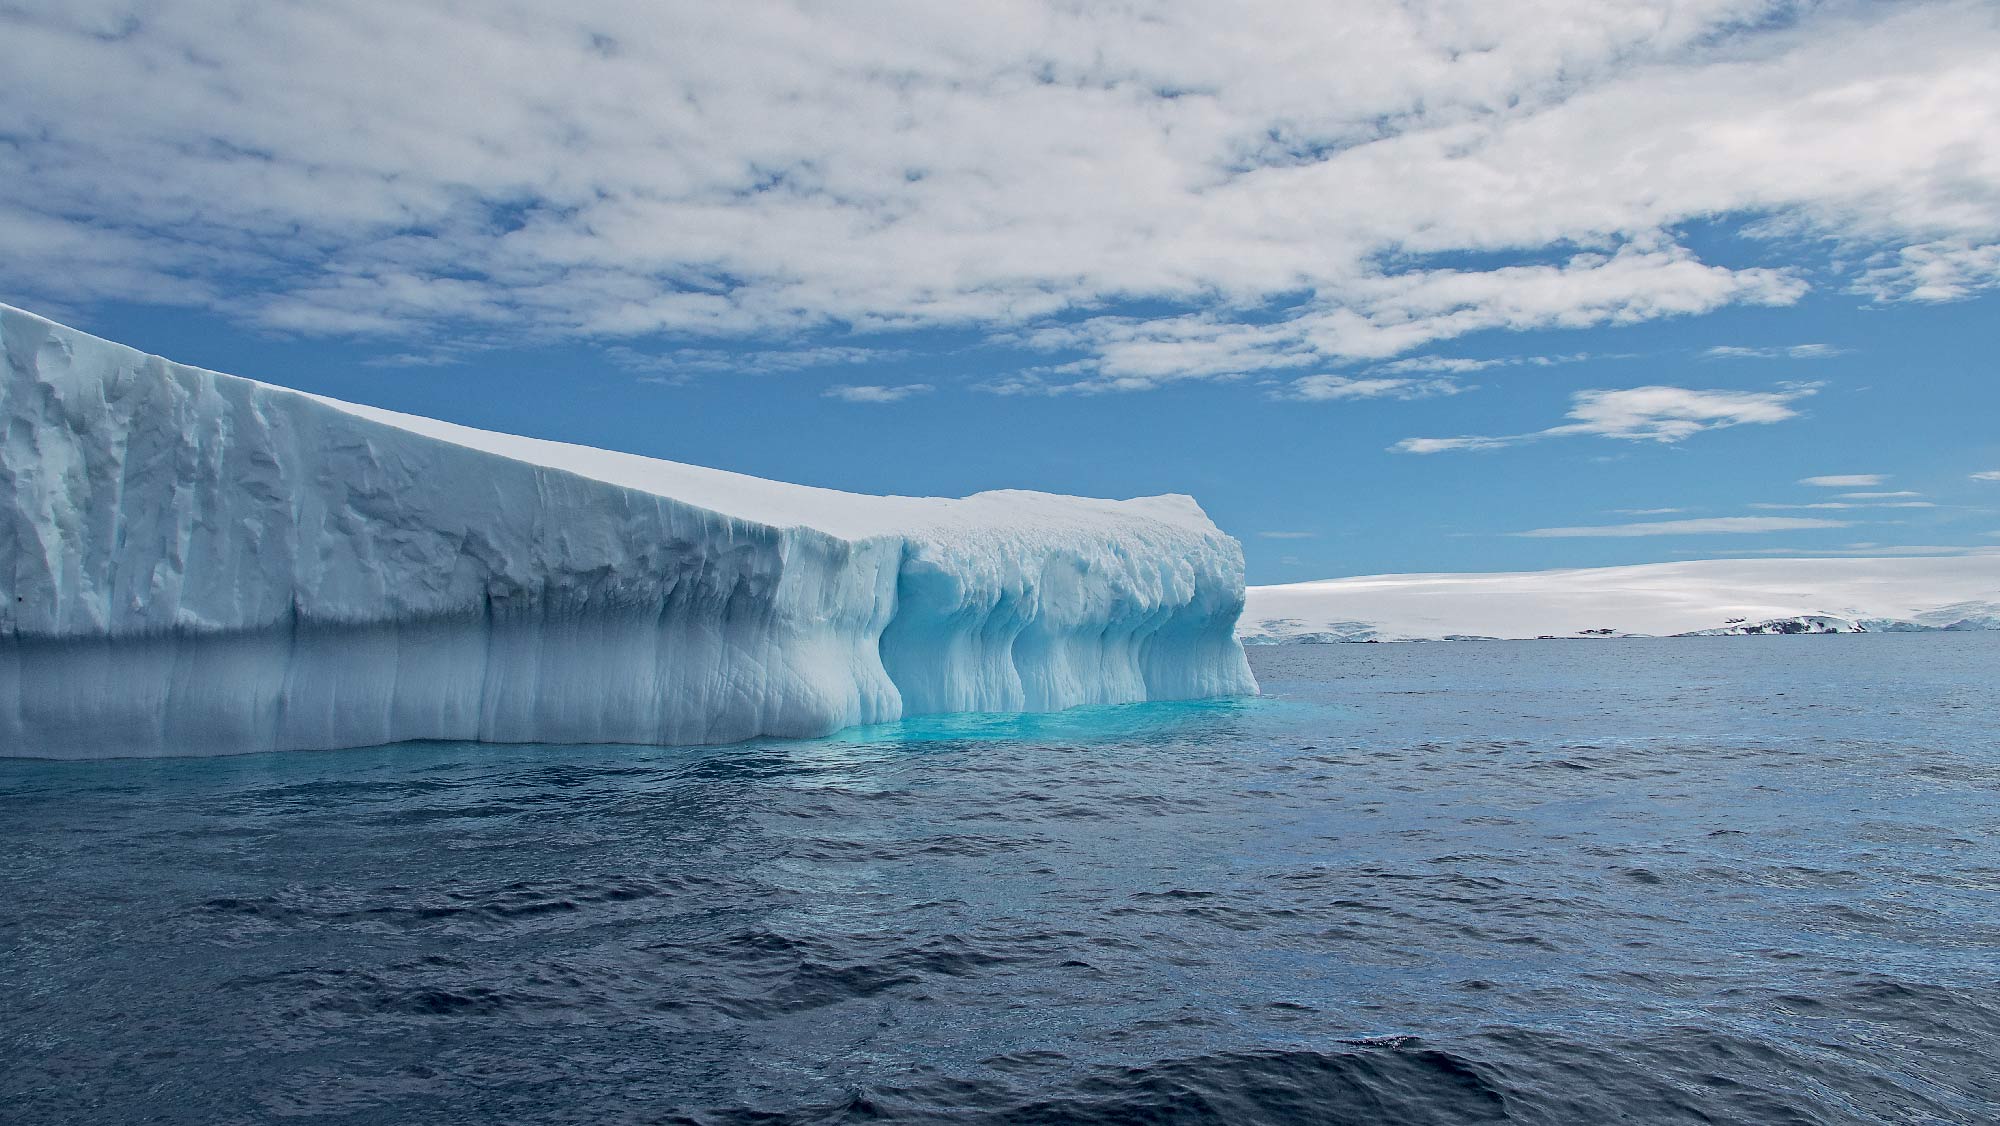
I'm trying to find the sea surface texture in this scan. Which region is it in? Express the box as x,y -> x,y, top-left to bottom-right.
6,635 -> 1998,1124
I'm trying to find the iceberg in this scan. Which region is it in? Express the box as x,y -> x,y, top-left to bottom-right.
0,305 -> 1255,758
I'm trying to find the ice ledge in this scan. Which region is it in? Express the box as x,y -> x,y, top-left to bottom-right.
0,304 -> 1255,758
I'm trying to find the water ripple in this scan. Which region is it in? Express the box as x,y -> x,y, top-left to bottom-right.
4,634 -> 1999,1123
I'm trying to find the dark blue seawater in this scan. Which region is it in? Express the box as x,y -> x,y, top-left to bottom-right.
5,635 -> 1999,1125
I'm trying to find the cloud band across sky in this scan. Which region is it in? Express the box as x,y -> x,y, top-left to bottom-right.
3,0 -> 1999,392
1394,383 -> 1818,453
1513,516 -> 1850,538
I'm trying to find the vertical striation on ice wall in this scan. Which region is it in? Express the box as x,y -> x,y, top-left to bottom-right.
0,304 -> 1255,758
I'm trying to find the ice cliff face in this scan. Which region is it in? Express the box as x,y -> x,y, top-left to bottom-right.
0,305 -> 1255,758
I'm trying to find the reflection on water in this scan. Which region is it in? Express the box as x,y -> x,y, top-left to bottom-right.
4,634 -> 1999,1124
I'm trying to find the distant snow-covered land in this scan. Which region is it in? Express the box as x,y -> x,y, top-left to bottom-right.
1242,556 -> 2000,643
0,304 -> 1255,758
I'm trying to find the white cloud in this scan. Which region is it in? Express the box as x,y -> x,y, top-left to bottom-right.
1839,490 -> 1922,498
1267,349 -> 1618,401
363,350 -> 471,369
1006,246 -> 1798,391
1747,500 -> 1935,509
1374,352 -> 1611,375
1393,435 -> 1519,455
1396,383 -> 1815,453
1550,384 -> 1815,441
1370,357 -> 1505,375
1972,470 -> 2000,482
1287,374 -> 1468,401
823,383 -> 933,403
1702,343 -> 1845,360
1614,507 -> 1688,515
1799,474 -> 1886,487
1854,239 -> 2000,302
609,344 -> 896,382
1,0 -> 1996,386
1513,516 -> 1849,538
1258,531 -> 1316,540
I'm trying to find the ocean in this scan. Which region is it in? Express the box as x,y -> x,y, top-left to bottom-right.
5,634 -> 1997,1124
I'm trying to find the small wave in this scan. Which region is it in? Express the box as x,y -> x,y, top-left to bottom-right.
665,1043 -> 1512,1125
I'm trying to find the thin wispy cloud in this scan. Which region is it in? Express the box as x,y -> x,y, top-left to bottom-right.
1555,385 -> 1817,441
1839,491 -> 1922,499
1702,344 -> 1846,360
1370,353 -> 1613,375
1395,435 -> 1519,455
1395,384 -> 1816,454
1369,357 -> 1504,375
362,350 -> 470,369
1614,507 -> 1688,516
1972,470 -> 2000,482
1512,516 -> 1849,538
1800,474 -> 1887,487
3,1 -> 1997,387
823,383 -> 933,404
609,345 -> 899,382
1279,350 -> 1628,403
1286,375 -> 1469,402
1749,501 -> 1936,510
1257,531 -> 1316,540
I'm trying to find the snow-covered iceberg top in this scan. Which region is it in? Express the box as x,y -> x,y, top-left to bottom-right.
1242,556 -> 2000,643
0,304 -> 1255,758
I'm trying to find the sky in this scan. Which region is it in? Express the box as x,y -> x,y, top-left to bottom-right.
3,0 -> 1997,584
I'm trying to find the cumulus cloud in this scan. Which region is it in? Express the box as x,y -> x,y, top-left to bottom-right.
1,0 -> 1997,388
1395,383 -> 1815,453
1800,474 -> 1886,487
823,383 -> 933,403
1513,516 -> 1849,538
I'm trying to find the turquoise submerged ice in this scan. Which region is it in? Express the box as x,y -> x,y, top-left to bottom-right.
0,305 -> 1255,757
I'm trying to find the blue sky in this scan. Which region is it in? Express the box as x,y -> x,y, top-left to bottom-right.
4,1 -> 1998,584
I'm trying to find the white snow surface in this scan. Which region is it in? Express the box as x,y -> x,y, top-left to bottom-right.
0,304 -> 1254,758
1243,556 -> 2000,643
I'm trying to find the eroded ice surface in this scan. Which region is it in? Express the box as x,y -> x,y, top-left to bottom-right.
0,305 -> 1254,757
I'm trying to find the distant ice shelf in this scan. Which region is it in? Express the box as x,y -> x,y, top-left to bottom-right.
1242,557 -> 2000,643
0,304 -> 1255,758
